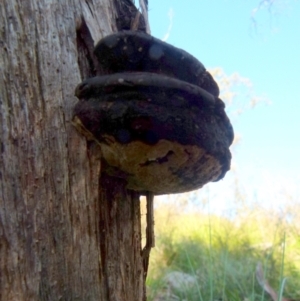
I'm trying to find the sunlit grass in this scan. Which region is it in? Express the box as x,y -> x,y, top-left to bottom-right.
143,197 -> 300,301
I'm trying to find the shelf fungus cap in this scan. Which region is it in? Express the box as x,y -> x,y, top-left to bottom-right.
73,32 -> 234,195
94,30 -> 220,97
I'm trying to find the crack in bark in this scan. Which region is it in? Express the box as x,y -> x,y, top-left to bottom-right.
76,16 -> 98,78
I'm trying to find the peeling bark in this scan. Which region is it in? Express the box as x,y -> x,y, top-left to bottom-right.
0,0 -> 146,300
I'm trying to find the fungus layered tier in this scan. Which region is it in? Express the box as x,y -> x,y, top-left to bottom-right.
73,31 -> 234,194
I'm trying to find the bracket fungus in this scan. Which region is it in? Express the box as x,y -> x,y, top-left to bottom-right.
73,30 -> 234,195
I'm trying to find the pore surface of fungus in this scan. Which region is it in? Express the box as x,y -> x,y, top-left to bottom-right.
73,31 -> 234,195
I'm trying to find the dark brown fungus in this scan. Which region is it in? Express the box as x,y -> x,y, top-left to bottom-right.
94,31 -> 220,97
73,31 -> 234,195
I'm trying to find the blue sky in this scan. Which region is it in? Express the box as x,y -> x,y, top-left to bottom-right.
148,0 -> 300,211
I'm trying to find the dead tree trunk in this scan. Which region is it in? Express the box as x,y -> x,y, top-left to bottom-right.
0,1 -> 146,300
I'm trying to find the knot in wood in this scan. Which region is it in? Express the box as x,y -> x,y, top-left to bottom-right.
73,31 -> 234,195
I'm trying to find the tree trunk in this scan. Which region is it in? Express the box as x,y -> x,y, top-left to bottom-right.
0,1 -> 146,300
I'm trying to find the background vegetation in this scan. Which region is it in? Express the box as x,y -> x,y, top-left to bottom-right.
143,193 -> 300,301
142,66 -> 300,301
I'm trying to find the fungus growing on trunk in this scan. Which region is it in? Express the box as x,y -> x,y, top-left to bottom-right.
73,31 -> 233,195
72,31 -> 234,278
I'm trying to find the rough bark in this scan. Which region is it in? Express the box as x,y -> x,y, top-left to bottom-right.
0,0 -> 145,300
98,173 -> 144,301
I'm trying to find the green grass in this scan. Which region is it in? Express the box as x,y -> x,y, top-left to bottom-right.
144,200 -> 300,301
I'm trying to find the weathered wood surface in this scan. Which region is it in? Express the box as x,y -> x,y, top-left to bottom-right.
0,0 -> 145,300
99,173 -> 144,301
